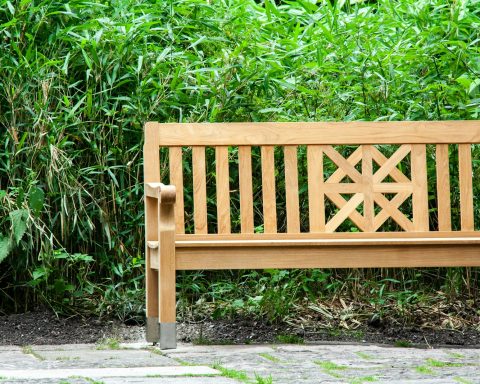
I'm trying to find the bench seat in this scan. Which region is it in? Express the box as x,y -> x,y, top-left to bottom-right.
148,232 -> 480,270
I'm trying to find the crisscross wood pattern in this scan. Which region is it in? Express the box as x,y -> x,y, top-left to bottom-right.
320,144 -> 418,232
150,122 -> 478,236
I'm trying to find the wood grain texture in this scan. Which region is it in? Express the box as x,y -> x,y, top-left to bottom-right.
325,192 -> 367,231
174,244 -> 480,270
411,144 -> 429,231
373,192 -> 411,231
175,231 -> 480,242
459,144 -> 474,231
158,195 -> 176,323
238,146 -> 254,233
436,144 -> 451,231
323,145 -> 363,183
372,144 -> 411,183
169,147 -> 185,234
145,196 -> 159,318
374,192 -> 414,231
261,146 -> 277,233
215,146 -> 231,234
284,146 -> 300,233
143,123 -> 160,322
192,146 -> 207,234
362,145 -> 374,232
147,121 -> 480,146
371,146 -> 410,183
325,193 -> 364,232
307,145 -> 325,232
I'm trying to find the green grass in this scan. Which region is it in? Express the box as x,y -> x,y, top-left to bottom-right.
315,361 -> 349,371
211,363 -> 250,382
96,338 -> 121,350
355,352 -> 374,360
211,362 -> 273,384
415,366 -> 435,375
394,340 -> 413,348
454,377 -> 473,384
21,346 -> 45,361
258,353 -> 281,363
275,334 -> 304,344
349,377 -> 377,384
448,352 -> 466,359
425,358 -> 465,368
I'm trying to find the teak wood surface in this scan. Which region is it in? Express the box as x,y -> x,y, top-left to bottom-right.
144,120 -> 480,346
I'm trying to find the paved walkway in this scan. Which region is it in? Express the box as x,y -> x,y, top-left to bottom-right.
0,342 -> 479,383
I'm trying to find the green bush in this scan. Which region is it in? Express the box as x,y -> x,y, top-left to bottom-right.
0,0 -> 479,320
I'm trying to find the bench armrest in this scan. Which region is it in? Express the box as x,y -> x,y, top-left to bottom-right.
145,182 -> 176,204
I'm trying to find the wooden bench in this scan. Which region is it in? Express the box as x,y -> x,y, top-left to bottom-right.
143,121 -> 480,349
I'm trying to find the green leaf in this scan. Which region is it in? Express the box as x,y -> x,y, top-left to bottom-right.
6,1 -> 15,15
28,187 -> 45,215
0,235 -> 11,264
32,267 -> 48,280
9,209 -> 28,245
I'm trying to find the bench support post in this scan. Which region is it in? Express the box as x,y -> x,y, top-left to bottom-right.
145,183 -> 177,349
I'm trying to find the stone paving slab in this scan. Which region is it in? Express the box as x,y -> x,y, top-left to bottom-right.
0,366 -> 218,379
2,379 -> 239,384
1,342 -> 480,384
33,347 -> 175,368
165,343 -> 480,384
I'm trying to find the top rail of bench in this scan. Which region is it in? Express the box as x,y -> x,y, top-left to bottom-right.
145,121 -> 480,146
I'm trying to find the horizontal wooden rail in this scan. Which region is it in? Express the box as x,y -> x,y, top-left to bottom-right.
145,121 -> 480,146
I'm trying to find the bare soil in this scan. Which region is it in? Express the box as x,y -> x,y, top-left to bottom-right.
1,310 -> 479,348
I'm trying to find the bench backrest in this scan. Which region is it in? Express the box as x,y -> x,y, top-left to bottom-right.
144,121 -> 480,237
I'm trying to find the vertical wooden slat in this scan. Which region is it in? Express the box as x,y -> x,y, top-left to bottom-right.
144,123 -> 160,341
238,146 -> 254,233
459,144 -> 474,231
216,146 -> 231,234
284,146 -> 300,233
411,144 -> 429,231
169,147 -> 185,234
362,145 -> 374,232
307,145 -> 325,232
192,146 -> 207,234
435,144 -> 451,231
261,146 -> 277,233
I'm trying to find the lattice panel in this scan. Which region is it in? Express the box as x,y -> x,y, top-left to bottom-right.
323,144 -> 414,232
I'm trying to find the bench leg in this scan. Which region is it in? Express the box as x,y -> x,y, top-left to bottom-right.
145,186 -> 177,349
159,322 -> 176,349
158,203 -> 177,349
146,316 -> 160,343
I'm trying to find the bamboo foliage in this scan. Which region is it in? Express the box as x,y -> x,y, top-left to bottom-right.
0,0 -> 479,317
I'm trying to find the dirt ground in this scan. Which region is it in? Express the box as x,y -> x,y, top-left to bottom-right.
1,310 -> 480,348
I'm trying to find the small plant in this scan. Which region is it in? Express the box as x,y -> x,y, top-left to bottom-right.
448,352 -> 465,359
21,346 -> 45,361
259,353 -> 281,363
255,374 -> 273,384
415,366 -> 435,375
394,340 -> 412,348
314,361 -> 349,371
425,358 -> 464,368
355,352 -> 374,360
275,333 -> 304,344
96,338 -> 121,350
454,377 -> 473,384
350,377 -> 377,384
211,363 -> 250,382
